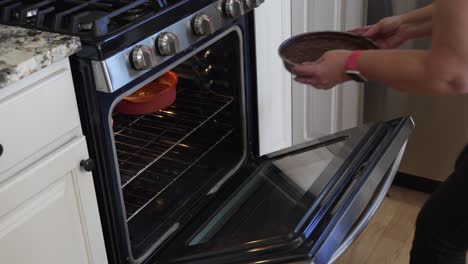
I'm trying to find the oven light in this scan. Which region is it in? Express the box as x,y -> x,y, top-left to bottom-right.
179,144 -> 190,148
205,65 -> 213,73
252,259 -> 269,263
160,110 -> 175,115
245,239 -> 264,245
204,50 -> 212,58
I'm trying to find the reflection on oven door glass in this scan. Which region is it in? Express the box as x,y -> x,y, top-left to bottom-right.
274,142 -> 344,194
189,138 -> 347,248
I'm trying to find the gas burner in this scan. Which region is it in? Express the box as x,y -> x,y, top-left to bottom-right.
75,11 -> 109,32
117,6 -> 148,22
25,8 -> 39,18
79,22 -> 93,31
13,8 -> 38,21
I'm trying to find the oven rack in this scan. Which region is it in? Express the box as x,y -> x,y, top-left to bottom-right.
112,87 -> 235,220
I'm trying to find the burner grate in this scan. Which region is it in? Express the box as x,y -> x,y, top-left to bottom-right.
0,0 -> 182,38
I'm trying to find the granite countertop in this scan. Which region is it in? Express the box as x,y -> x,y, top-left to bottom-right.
0,25 -> 81,88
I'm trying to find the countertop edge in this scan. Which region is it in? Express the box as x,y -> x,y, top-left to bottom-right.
0,25 -> 82,89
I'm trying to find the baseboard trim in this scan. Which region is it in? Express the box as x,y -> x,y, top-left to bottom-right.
393,172 -> 443,193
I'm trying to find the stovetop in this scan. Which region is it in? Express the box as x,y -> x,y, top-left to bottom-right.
0,0 -> 216,59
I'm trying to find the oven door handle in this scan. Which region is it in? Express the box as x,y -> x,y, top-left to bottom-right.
327,143 -> 407,264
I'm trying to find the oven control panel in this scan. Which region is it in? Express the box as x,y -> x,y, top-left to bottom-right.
93,0 -> 266,93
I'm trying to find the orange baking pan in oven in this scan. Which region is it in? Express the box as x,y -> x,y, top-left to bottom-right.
115,71 -> 178,115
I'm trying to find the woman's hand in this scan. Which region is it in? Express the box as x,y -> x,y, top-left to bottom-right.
350,15 -> 411,49
351,4 -> 434,49
291,50 -> 352,90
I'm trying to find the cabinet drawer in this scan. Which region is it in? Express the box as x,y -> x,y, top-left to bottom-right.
0,68 -> 81,176
0,137 -> 88,217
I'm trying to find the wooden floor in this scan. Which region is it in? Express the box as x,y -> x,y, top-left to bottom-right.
334,186 -> 427,264
335,186 -> 421,264
335,186 -> 468,264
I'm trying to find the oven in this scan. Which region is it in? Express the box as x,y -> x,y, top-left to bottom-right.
29,1 -> 414,264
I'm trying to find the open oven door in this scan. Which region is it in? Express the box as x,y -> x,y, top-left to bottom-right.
156,117 -> 414,264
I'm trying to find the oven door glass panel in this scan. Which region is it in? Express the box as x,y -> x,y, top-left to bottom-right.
157,117 -> 414,264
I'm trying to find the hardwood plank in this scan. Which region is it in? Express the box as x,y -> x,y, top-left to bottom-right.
334,188 -> 468,264
382,202 -> 420,242
334,187 -> 430,264
387,186 -> 429,207
371,196 -> 403,226
394,228 -> 415,264
363,237 -> 405,264
335,194 -> 402,264
337,223 -> 388,264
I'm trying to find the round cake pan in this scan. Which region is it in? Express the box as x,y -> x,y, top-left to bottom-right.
115,71 -> 178,115
279,31 -> 378,72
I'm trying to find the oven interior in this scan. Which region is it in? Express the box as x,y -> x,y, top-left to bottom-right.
110,31 -> 247,259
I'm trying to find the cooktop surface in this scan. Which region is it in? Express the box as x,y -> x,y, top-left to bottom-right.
0,0 -> 215,59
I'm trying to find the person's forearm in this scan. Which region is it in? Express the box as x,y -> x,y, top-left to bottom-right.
401,4 -> 433,38
357,49 -> 467,94
357,0 -> 468,94
401,4 -> 433,24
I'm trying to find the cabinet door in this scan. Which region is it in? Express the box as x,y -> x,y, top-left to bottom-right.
0,60 -> 81,180
255,0 -> 293,156
291,0 -> 366,145
0,137 -> 107,264
255,0 -> 366,155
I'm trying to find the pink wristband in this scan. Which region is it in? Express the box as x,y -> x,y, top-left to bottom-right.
345,50 -> 363,71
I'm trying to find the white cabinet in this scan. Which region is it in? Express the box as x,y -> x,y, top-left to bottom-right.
0,59 -> 108,264
255,0 -> 292,156
0,137 -> 106,264
0,66 -> 81,179
255,0 -> 365,155
291,0 -> 366,145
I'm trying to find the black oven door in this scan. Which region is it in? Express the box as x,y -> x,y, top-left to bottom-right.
154,117 -> 414,264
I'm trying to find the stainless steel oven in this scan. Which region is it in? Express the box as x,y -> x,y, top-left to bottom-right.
61,1 -> 415,264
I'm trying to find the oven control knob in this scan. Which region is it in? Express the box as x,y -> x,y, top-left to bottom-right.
193,14 -> 216,36
224,0 -> 246,18
131,45 -> 156,71
157,32 -> 180,56
245,0 -> 264,8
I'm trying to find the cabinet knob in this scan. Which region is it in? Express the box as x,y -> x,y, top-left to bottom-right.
80,159 -> 95,172
0,144 -> 3,158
